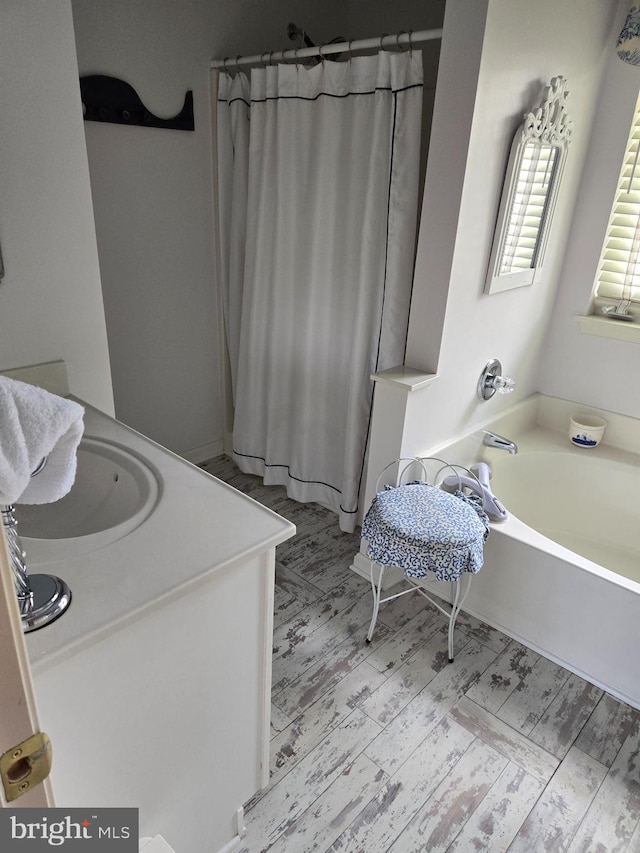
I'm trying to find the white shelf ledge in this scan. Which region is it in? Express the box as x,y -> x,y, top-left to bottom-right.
577,314 -> 640,344
371,366 -> 438,391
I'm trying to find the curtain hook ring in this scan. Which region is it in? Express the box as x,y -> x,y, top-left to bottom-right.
260,51 -> 268,67
379,32 -> 389,51
407,30 -> 413,52
223,56 -> 230,73
348,39 -> 354,62
318,43 -> 325,62
235,55 -> 242,72
268,50 -> 275,66
396,31 -> 406,51
294,46 -> 300,69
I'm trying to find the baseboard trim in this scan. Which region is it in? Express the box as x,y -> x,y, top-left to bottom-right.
215,834 -> 242,853
213,807 -> 245,853
180,437 -> 224,466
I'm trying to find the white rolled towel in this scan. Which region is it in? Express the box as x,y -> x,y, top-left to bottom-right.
0,376 -> 84,505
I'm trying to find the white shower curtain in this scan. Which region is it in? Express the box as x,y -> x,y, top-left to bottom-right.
215,51 -> 423,532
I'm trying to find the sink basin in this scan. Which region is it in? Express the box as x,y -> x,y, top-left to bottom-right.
17,436 -> 160,560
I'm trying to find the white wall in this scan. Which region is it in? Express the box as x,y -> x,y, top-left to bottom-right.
398,0 -> 618,456
72,0 -> 348,458
0,0 -> 113,413
538,0 -> 640,418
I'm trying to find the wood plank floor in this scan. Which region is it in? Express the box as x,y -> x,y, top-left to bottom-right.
204,456 -> 640,853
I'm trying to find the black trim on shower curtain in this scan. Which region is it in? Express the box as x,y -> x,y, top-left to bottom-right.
232,450 -> 347,499
218,82 -> 423,111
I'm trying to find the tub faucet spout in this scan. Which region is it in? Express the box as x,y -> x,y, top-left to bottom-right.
483,431 -> 518,454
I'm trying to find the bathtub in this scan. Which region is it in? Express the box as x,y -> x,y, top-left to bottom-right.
428,394 -> 640,709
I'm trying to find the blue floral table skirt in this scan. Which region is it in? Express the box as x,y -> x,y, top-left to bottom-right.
361,482 -> 490,582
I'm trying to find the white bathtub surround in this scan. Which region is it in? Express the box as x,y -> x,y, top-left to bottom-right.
415,393 -> 640,709
490,437 -> 639,582
535,394 -> 640,453
25,403 -> 295,853
214,51 -> 424,532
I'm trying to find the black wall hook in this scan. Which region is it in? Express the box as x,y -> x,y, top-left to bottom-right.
80,75 -> 194,131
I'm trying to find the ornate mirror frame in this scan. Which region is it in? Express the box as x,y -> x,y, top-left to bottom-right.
485,76 -> 572,295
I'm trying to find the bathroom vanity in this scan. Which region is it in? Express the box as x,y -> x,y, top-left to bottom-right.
23,402 -> 295,853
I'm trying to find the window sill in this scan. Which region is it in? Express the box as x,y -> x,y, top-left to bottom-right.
576,314 -> 640,343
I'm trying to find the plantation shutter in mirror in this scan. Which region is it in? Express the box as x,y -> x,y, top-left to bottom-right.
594,90 -> 640,315
499,142 -> 558,274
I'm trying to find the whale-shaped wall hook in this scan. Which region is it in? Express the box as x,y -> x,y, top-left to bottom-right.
80,75 -> 194,131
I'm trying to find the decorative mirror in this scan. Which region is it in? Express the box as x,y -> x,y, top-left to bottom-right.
485,76 -> 572,294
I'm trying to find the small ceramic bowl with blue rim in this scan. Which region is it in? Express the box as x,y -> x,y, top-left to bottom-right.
569,413 -> 607,448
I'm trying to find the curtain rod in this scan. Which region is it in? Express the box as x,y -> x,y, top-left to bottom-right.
211,28 -> 443,71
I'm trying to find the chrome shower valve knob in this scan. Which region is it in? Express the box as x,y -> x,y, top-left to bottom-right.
493,375 -> 516,394
477,358 -> 516,401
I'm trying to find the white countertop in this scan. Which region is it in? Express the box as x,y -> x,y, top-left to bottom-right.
25,402 -> 295,670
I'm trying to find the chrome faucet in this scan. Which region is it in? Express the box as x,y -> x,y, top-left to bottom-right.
1,455 -> 72,632
483,431 -> 518,454
2,504 -> 34,615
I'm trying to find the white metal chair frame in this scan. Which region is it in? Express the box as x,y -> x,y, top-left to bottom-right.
364,457 -> 483,662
